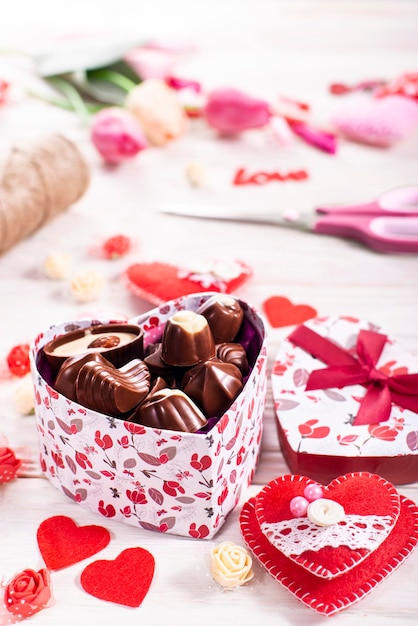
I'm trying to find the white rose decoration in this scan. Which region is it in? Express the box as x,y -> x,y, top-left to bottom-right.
307,498 -> 345,527
70,269 -> 104,303
210,541 -> 254,589
15,375 -> 35,415
44,253 -> 72,280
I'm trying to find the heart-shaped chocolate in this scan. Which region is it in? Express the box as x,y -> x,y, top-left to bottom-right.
37,515 -> 111,570
80,547 -> 155,607
255,473 -> 400,579
240,491 -> 418,616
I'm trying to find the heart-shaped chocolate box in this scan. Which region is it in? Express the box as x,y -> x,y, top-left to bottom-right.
272,316 -> 418,485
30,292 -> 267,539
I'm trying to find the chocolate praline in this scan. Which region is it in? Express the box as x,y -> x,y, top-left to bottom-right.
197,295 -> 243,343
42,323 -> 144,374
75,358 -> 150,415
54,352 -> 109,402
130,387 -> 208,432
161,310 -> 215,367
181,358 -> 243,418
216,343 -> 249,375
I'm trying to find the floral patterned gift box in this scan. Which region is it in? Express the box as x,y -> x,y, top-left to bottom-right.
30,293 -> 267,539
272,316 -> 418,485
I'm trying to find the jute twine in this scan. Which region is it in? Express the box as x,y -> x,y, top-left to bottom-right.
0,134 -> 90,255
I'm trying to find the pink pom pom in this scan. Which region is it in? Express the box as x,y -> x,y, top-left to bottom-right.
332,95 -> 418,147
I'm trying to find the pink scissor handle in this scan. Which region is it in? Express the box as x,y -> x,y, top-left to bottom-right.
313,214 -> 418,253
316,185 -> 418,217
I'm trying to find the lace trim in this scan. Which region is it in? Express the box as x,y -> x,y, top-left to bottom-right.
261,514 -> 394,556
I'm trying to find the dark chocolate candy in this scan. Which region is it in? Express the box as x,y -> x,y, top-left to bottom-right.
181,358 -> 243,418
216,343 -> 249,375
75,358 -> 150,415
42,323 -> 144,373
161,310 -> 215,367
131,387 -> 208,432
54,352 -> 109,402
196,295 -> 243,343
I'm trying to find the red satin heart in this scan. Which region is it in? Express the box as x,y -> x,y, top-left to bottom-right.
255,473 -> 400,579
37,516 -> 111,570
262,296 -> 317,328
241,493 -> 418,615
80,547 -> 155,607
123,260 -> 251,305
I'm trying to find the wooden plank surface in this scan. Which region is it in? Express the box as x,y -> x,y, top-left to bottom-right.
0,2 -> 417,624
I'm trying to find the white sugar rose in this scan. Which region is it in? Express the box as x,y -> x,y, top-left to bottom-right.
70,269 -> 104,303
44,253 -> 72,280
307,498 -> 345,527
210,541 -> 254,589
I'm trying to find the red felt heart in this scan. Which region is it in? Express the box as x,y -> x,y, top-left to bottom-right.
262,296 -> 317,328
80,547 -> 155,607
241,492 -> 418,615
255,473 -> 400,579
123,260 -> 252,305
37,516 -> 111,570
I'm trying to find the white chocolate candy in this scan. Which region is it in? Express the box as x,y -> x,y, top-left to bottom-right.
307,498 -> 345,527
210,541 -> 254,589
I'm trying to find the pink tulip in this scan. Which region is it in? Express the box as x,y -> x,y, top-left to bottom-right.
203,87 -> 271,134
90,107 -> 147,164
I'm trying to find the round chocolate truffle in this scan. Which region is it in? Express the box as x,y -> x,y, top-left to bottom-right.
133,388 -> 208,432
181,359 -> 243,418
197,295 -> 243,343
161,310 -> 215,367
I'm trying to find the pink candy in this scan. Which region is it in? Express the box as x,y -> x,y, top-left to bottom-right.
290,483 -> 324,518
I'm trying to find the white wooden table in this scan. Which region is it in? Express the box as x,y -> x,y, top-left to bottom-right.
0,1 -> 417,624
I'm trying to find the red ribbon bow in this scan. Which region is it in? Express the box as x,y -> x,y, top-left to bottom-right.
289,325 -> 418,426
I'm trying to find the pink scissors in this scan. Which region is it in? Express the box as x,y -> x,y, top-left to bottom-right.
159,185 -> 418,253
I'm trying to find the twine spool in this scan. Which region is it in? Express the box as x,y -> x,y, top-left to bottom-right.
0,134 -> 90,255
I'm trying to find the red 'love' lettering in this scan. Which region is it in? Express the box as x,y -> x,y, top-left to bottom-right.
232,167 -> 308,185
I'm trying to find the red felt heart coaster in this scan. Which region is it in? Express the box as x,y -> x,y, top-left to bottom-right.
240,493 -> 418,616
123,259 -> 252,305
37,516 -> 111,570
80,547 -> 155,607
262,296 -> 317,328
255,473 -> 400,579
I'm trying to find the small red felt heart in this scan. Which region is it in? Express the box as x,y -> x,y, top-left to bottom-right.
123,260 -> 252,305
80,547 -> 155,607
241,493 -> 418,615
262,296 -> 317,328
255,473 -> 400,579
37,516 -> 111,570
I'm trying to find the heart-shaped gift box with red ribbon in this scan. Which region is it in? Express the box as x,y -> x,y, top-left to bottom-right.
30,292 -> 267,539
272,316 -> 418,485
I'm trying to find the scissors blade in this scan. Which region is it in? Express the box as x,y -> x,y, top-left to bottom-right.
157,203 -> 315,230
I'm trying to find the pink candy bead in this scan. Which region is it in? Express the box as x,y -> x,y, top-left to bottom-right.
290,496 -> 309,517
303,483 -> 324,502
